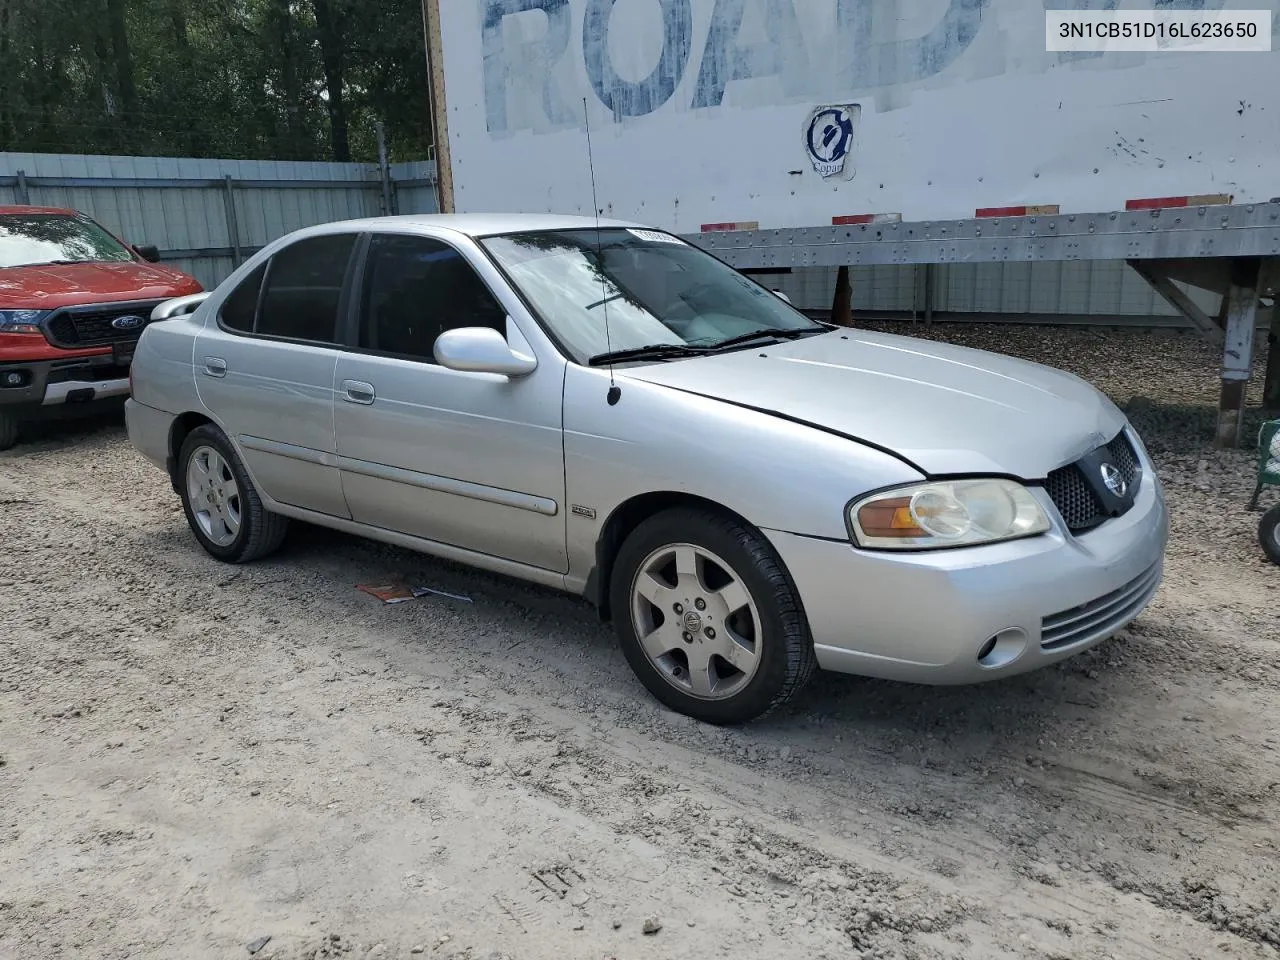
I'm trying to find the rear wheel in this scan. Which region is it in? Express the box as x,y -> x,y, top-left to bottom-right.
609,507 -> 817,724
0,411 -> 17,451
1260,504 -> 1280,566
178,424 -> 288,563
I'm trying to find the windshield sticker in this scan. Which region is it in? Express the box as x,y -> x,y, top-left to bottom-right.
627,229 -> 685,245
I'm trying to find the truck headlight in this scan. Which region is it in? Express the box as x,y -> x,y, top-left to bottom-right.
0,309 -> 48,334
848,479 -> 1051,550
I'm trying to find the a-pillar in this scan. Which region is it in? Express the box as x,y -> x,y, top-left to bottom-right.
1216,259 -> 1261,448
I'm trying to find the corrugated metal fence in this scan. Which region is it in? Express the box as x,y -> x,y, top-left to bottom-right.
0,152 -> 438,289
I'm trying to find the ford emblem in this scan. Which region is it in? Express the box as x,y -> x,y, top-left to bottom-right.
111,315 -> 145,331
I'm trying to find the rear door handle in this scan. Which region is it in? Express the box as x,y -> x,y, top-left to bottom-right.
203,357 -> 227,378
342,379 -> 375,405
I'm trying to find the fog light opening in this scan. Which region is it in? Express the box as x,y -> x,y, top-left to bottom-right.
977,628 -> 1028,669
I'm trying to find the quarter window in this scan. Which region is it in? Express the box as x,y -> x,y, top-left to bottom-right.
255,233 -> 358,342
358,234 -> 507,361
219,263 -> 265,332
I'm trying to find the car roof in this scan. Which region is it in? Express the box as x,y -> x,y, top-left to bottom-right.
296,212 -> 647,239
0,204 -> 79,217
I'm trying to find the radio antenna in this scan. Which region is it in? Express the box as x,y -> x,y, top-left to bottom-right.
583,97 -> 621,406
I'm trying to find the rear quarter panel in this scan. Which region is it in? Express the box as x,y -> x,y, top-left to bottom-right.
130,311 -> 206,418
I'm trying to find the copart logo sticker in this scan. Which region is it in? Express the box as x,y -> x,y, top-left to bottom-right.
804,104 -> 860,180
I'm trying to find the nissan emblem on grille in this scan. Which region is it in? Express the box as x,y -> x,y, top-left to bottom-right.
1100,462 -> 1127,498
110,315 -> 145,331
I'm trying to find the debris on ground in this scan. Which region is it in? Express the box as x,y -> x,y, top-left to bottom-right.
357,582 -> 474,604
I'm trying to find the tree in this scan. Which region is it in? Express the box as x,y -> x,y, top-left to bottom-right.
310,0 -> 351,162
0,0 -> 432,164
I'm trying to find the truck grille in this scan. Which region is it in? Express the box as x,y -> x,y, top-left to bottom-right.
1043,432 -> 1141,533
44,302 -> 162,348
1041,562 -> 1161,650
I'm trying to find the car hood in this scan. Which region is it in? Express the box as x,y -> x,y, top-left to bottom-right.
620,329 -> 1127,478
0,261 -> 202,309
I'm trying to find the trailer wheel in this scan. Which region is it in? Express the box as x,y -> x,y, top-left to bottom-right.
1260,504 -> 1280,566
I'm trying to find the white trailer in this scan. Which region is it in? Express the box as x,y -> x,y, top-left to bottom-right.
423,0 -> 1280,443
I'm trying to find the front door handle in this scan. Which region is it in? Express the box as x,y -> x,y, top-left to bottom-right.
203,357 -> 227,378
342,379 -> 375,405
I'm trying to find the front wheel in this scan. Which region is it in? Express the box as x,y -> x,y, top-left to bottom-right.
178,424 -> 288,563
0,411 -> 17,451
1261,504 -> 1280,566
609,507 -> 817,725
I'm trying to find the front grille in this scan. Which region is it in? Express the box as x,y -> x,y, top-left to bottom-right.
1044,466 -> 1101,532
44,302 -> 161,347
1106,431 -> 1140,480
1043,431 -> 1142,533
1041,562 -> 1162,650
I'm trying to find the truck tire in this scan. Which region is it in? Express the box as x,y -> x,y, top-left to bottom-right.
608,506 -> 817,725
1261,504 -> 1280,566
0,412 -> 17,452
178,424 -> 289,563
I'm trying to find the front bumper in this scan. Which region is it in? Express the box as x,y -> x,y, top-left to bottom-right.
766,466 -> 1169,685
0,354 -> 131,411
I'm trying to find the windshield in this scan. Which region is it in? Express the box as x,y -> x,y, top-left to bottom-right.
479,228 -> 823,362
0,214 -> 136,269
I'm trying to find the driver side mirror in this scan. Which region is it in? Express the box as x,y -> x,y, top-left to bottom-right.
772,289 -> 792,304
434,326 -> 537,377
134,243 -> 161,263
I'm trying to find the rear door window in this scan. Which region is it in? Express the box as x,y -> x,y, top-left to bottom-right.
255,234 -> 358,342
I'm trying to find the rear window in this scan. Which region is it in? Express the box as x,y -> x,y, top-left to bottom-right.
0,214 -> 135,269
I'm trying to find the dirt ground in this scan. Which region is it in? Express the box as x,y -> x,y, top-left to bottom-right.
2,325 -> 1278,960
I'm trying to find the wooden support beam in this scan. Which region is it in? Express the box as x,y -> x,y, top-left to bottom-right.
422,0 -> 454,214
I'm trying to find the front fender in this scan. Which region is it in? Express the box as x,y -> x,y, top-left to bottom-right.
562,363 -> 923,589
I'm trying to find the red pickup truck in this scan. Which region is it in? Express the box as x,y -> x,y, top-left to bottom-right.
0,205 -> 203,450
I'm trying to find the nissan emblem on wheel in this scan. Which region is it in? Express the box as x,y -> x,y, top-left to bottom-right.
124,213 -> 1168,725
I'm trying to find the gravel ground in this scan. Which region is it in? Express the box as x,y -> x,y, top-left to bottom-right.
1,324 -> 1278,960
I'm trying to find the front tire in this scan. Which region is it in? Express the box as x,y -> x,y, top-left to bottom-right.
0,411 -> 18,451
178,424 -> 288,563
1261,504 -> 1280,566
609,507 -> 817,724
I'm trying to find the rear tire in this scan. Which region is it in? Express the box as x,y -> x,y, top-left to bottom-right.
0,411 -> 17,451
608,507 -> 817,725
1261,504 -> 1280,566
178,424 -> 288,563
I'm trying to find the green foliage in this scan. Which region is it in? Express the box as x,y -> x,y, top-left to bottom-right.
0,0 -> 433,163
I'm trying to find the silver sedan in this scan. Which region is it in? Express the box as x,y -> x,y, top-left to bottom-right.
125,214 -> 1168,724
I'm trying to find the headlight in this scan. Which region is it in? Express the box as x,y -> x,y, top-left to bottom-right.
0,309 -> 49,334
848,479 -> 1051,550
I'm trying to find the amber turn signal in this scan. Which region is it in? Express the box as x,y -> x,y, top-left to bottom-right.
856,497 -> 925,538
